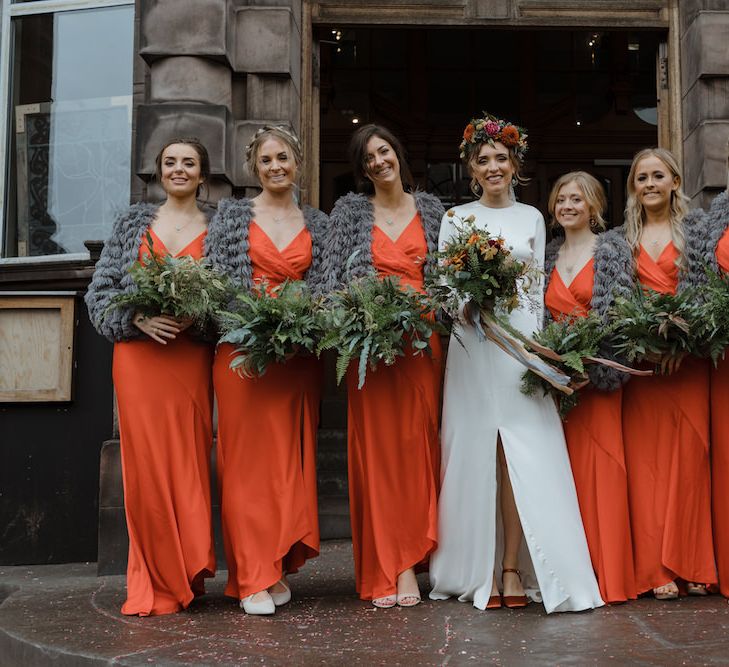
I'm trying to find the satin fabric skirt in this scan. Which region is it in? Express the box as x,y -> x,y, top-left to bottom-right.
563,388 -> 637,603
711,356 -> 729,596
622,357 -> 716,593
113,335 -> 216,616
214,344 -> 322,599
346,335 -> 442,600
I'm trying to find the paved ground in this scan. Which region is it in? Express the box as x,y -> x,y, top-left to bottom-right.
2,540 -> 729,666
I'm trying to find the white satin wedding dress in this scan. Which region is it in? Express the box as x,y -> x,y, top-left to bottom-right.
429,200 -> 604,613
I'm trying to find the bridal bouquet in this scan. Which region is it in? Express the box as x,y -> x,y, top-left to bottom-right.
318,273 -> 443,389
107,231 -> 229,326
217,280 -> 322,378
427,210 -> 531,318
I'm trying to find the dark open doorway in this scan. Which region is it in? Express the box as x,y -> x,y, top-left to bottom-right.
317,26 -> 662,226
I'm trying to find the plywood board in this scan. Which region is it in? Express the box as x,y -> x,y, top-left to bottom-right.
0,295 -> 75,402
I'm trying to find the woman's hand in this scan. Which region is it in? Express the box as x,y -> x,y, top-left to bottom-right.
132,312 -> 183,344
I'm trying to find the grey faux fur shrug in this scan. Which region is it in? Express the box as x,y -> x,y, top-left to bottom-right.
543,229 -> 635,391
205,197 -> 329,295
322,190 -> 445,292
85,202 -> 163,342
685,190 -> 729,286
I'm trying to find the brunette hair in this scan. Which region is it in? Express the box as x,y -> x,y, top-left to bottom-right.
465,142 -> 527,197
348,124 -> 414,195
548,171 -> 607,230
245,125 -> 303,180
624,147 -> 689,268
154,137 -> 210,199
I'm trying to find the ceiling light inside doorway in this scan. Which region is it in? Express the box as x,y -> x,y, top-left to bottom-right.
352,117 -> 360,124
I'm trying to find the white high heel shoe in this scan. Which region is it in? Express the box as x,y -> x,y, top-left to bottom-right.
269,577 -> 291,606
240,590 -> 275,615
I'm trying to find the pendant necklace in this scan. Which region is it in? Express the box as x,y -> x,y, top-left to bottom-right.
174,218 -> 194,233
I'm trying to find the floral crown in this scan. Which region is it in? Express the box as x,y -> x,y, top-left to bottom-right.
459,113 -> 528,161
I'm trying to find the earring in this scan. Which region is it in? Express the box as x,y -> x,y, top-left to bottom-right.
470,178 -> 482,197
511,176 -> 518,187
589,216 -> 600,232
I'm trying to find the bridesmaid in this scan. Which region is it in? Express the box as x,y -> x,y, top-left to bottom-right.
207,126 -> 327,615
543,171 -> 637,603
85,138 -> 216,615
617,148 -> 716,599
691,188 -> 729,596
324,124 -> 444,608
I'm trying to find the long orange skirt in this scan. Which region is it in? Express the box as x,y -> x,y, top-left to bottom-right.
214,344 -> 321,599
563,388 -> 637,602
113,335 -> 215,616
346,335 -> 441,600
711,356 -> 729,596
622,357 -> 716,593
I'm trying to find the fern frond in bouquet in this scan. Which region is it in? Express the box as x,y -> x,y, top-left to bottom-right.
689,270 -> 729,364
107,231 -> 229,326
609,287 -> 702,364
318,273 -> 444,389
519,312 -> 616,417
217,280 -> 322,378
427,210 -> 532,317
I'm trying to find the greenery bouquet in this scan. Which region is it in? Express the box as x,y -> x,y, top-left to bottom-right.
217,280 -> 322,378
609,287 -> 704,367
318,273 -> 443,389
107,231 -> 229,326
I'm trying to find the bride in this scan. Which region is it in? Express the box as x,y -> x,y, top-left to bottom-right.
428,113 -> 604,613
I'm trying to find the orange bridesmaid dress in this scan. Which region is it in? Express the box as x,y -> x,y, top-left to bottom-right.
112,228 -> 215,616
622,244 -> 716,593
346,213 -> 441,600
711,230 -> 729,596
213,222 -> 321,600
545,260 -> 637,603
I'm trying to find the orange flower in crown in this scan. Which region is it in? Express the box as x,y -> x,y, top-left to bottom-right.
459,112 -> 528,161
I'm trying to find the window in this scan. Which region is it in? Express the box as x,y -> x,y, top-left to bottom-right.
0,1 -> 134,259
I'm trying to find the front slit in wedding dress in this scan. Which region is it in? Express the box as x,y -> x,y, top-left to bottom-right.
428,200 -> 604,613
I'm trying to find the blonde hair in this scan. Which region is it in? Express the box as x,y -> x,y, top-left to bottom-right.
624,148 -> 690,268
547,171 -> 607,230
245,125 -> 303,180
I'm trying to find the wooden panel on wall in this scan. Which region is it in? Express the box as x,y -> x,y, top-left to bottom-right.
0,293 -> 76,402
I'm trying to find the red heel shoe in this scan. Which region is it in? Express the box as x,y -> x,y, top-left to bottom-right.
486,594 -> 502,609
502,568 -> 529,609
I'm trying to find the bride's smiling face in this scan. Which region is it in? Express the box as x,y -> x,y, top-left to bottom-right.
470,141 -> 514,198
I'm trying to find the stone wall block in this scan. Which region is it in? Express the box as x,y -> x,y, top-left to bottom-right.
683,121 -> 729,198
238,0 -> 303,30
136,104 -> 233,181
246,75 -> 301,128
468,0 -> 510,19
681,11 -> 729,90
234,7 -> 301,82
680,0 -> 729,35
150,57 -> 233,107
234,119 -> 294,186
140,0 -> 229,61
683,78 -> 729,137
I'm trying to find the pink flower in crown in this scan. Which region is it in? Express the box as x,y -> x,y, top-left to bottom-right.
485,120 -> 500,137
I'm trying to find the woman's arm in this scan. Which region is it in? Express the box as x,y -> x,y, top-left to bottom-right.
84,210 -> 142,342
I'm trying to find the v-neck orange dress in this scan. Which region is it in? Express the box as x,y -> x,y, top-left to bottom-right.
711,230 -> 729,596
112,228 -> 216,616
213,222 -> 321,600
545,260 -> 637,603
622,243 -> 716,593
346,214 -> 441,600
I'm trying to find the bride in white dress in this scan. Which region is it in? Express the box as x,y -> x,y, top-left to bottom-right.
429,114 -> 603,613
